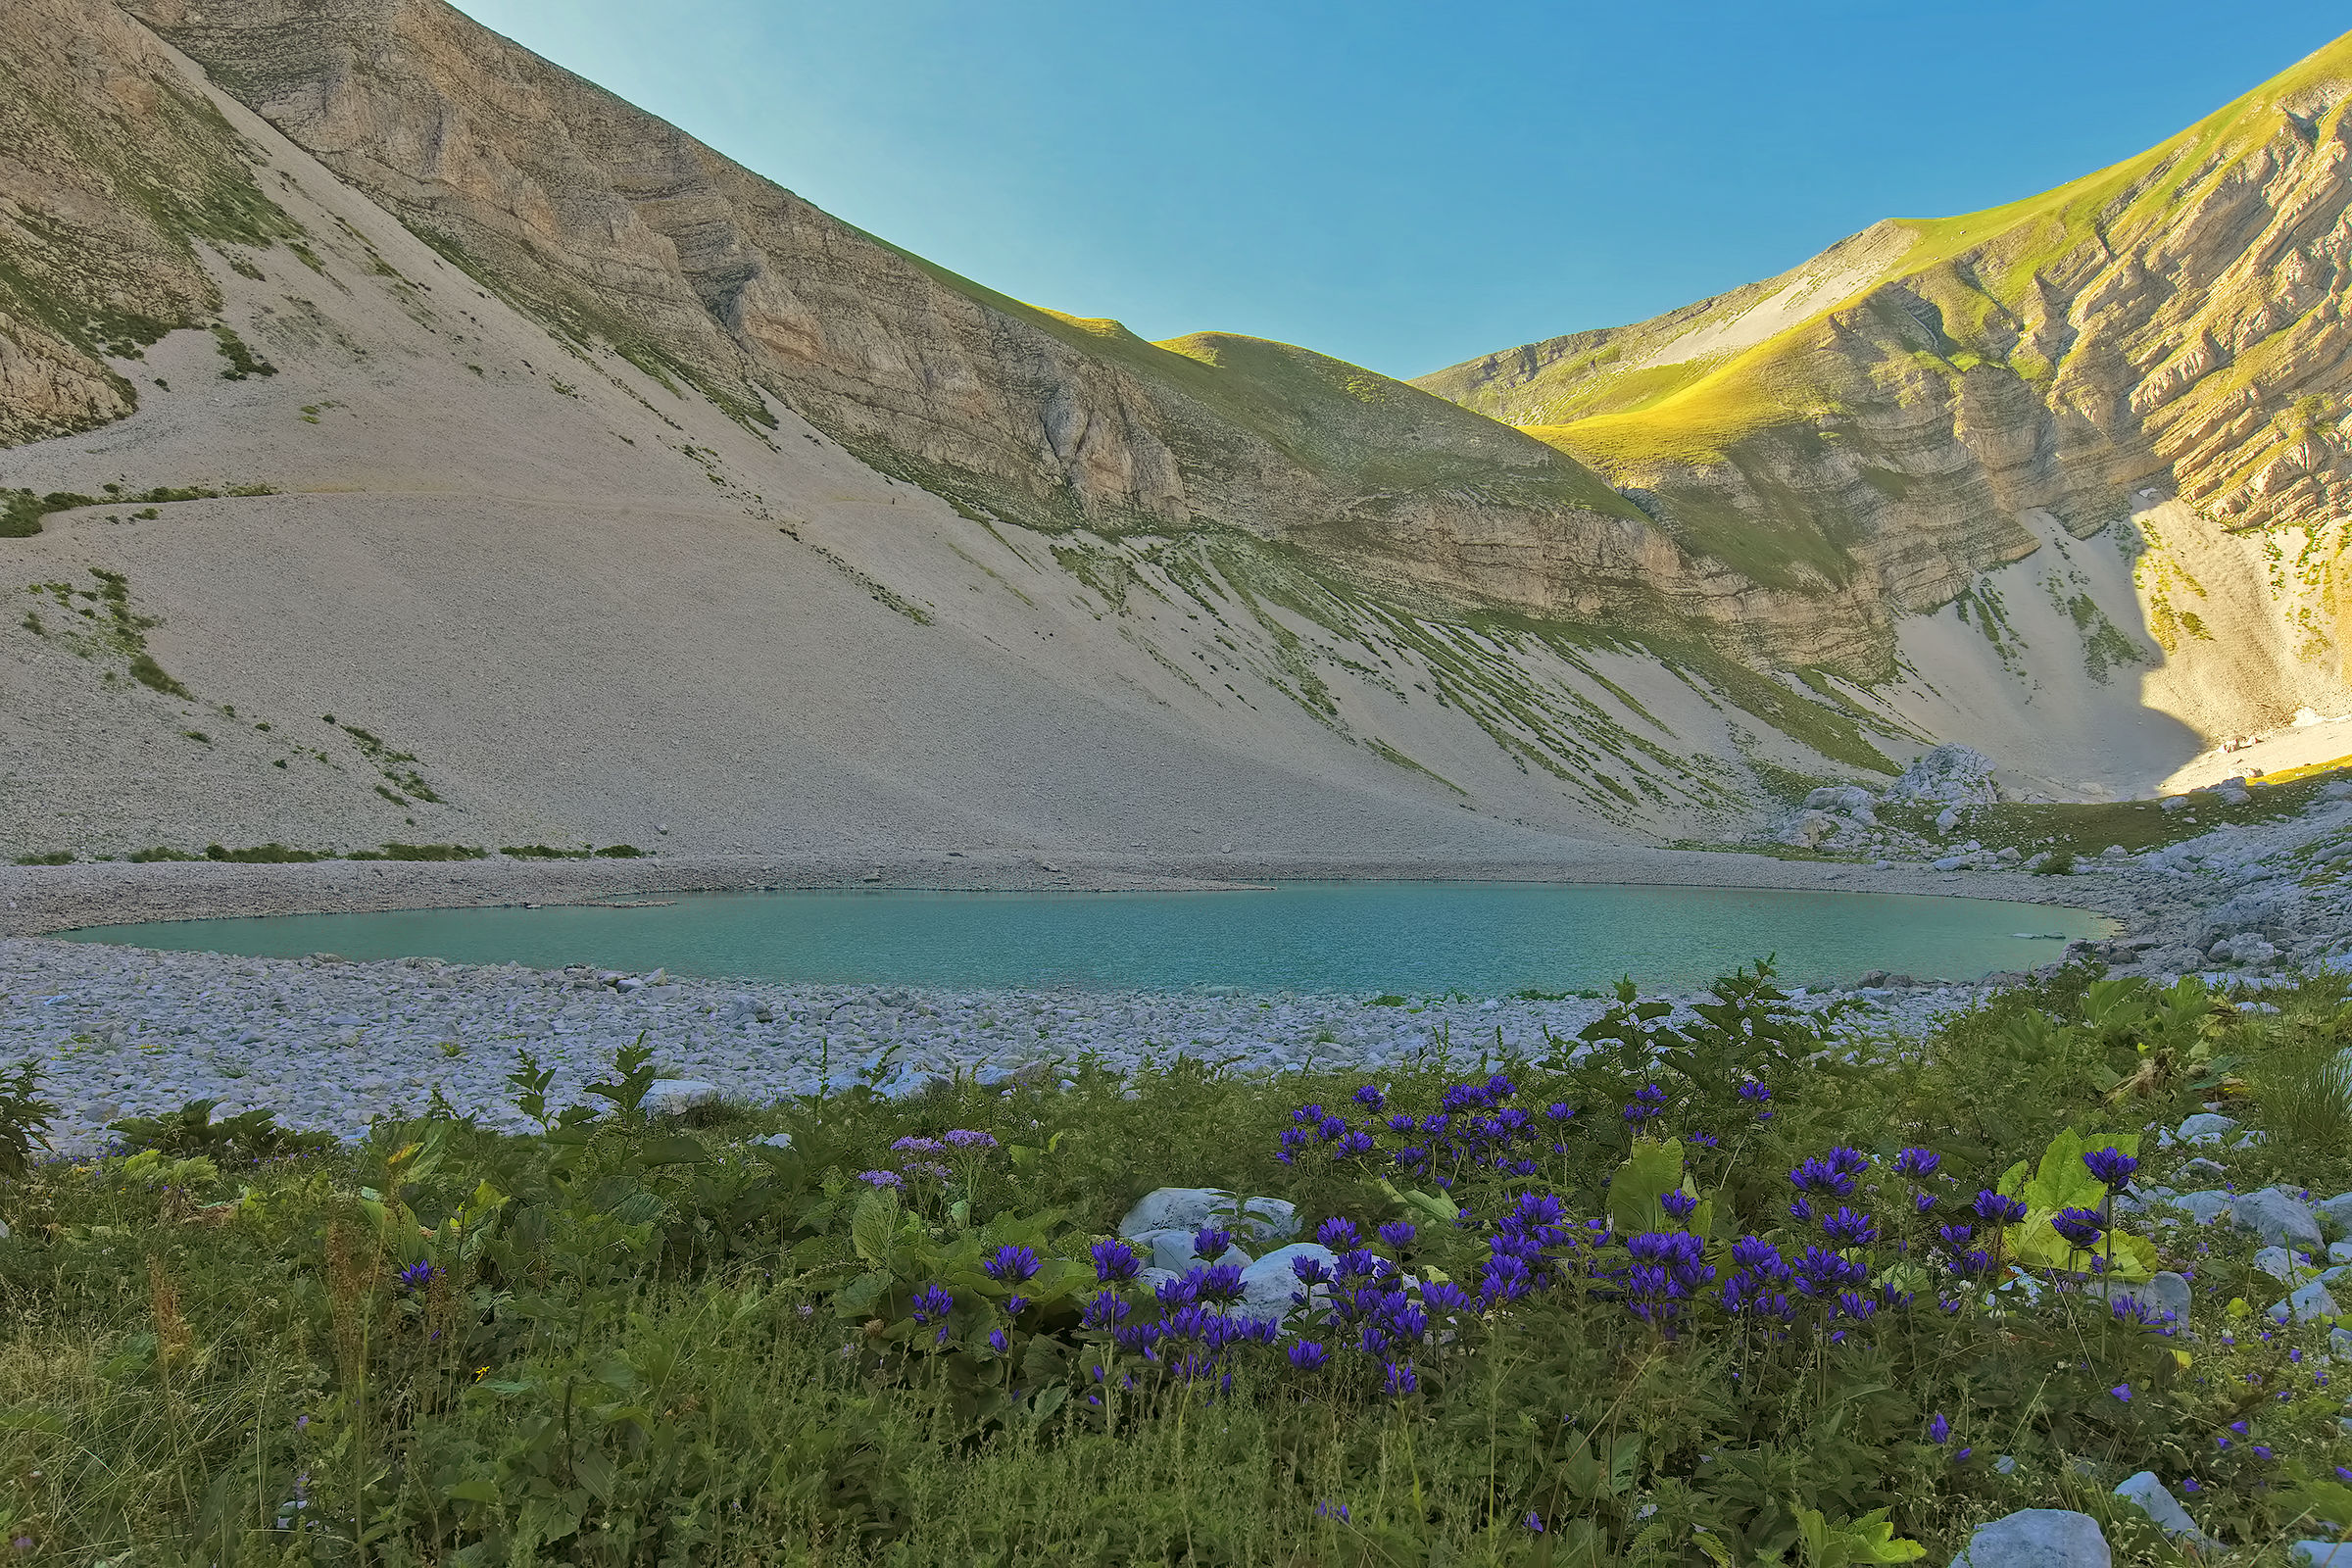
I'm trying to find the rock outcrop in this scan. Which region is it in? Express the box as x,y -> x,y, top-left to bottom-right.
0,0 -> 300,452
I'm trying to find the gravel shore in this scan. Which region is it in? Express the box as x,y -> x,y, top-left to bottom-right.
7,783 -> 2351,1156
0,934 -> 2014,1153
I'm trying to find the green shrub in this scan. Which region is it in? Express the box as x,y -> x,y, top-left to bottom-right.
2034,849 -> 2078,875
0,1058 -> 56,1178
126,847 -> 202,862
12,850 -> 72,865
106,1100 -> 332,1163
210,323 -> 275,379
126,654 -> 190,698
2245,1017 -> 2352,1173
500,844 -> 593,858
202,843 -> 324,863
378,843 -> 489,861
593,843 -> 647,858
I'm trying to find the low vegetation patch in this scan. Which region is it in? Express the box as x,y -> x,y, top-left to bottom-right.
1,482 -> 276,538
3,964 -> 2349,1561
203,843 -> 325,863
1883,770 -> 2338,861
350,843 -> 489,861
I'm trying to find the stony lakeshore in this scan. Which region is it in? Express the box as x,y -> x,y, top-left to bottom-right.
8,760 -> 2352,1154
1,936 -> 2013,1152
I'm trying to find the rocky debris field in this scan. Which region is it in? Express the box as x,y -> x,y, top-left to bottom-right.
0,936 -> 2011,1153
1772,746 -> 2352,983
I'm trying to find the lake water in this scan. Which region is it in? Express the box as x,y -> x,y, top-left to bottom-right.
59,881 -> 2110,994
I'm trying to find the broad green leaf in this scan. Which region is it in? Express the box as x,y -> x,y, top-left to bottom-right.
443,1478 -> 500,1504
1607,1139 -> 1686,1235
635,1135 -> 711,1167
832,1268 -> 892,1315
851,1187 -> 901,1265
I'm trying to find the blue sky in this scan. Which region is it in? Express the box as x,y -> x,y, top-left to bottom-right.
448,1 -> 2348,379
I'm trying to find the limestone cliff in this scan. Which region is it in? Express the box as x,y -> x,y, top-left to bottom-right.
107,0 -> 1810,650
0,0 -> 297,450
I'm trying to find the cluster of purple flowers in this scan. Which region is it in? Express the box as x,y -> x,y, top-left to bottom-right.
861,1128 -> 1004,1190
1482,1191 -> 1576,1306
1281,1075 -> 1560,1188
1277,1102 -> 1375,1164
1280,1215 -> 1464,1395
1621,1230 -> 1713,1322
1721,1237 -> 1792,1319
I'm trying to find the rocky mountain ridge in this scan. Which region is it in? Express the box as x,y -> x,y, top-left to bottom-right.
1420,30 -> 2352,742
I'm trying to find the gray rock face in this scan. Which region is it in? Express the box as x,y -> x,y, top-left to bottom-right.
1118,1188 -> 1235,1239
2113,1472 -> 2211,1544
1884,745 -> 1999,808
1240,1243 -> 1335,1311
2270,1279 -> 2339,1323
2234,1188 -> 2325,1250
640,1078 -> 719,1117
2255,1246 -> 2299,1280
2103,1271 -> 2190,1325
1948,1508 -> 2109,1568
2172,1112 -> 2237,1146
2210,934 -> 2280,966
1779,810 -> 1844,849
2317,1193 -> 2352,1240
1241,1196 -> 1301,1241
2165,1190 -> 2233,1225
2293,1544 -> 2352,1568
1805,785 -> 1879,821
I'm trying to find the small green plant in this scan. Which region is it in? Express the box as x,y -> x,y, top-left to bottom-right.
2245,1022 -> 2352,1167
2035,849 -> 2078,875
203,843 -> 325,863
0,1059 -> 57,1179
501,844 -> 594,858
127,653 -> 190,698
211,323 -> 276,379
127,847 -> 202,861
107,1100 -> 333,1162
377,843 -> 489,861
593,844 -> 647,858
13,850 -> 73,865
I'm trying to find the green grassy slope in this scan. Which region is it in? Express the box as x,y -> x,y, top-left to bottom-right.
868,234 -> 1648,526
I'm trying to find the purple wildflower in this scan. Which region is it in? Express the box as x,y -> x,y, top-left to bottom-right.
1893,1147 -> 1940,1179
982,1244 -> 1041,1284
2082,1147 -> 2138,1189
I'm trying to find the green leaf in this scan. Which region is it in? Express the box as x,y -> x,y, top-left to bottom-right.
851,1187 -> 901,1266
635,1135 -> 711,1167
1027,1384 -> 1069,1423
833,1268 -> 893,1315
1607,1139 -> 1687,1235
444,1478 -> 501,1505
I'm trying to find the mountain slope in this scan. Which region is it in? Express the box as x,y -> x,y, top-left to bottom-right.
1419,29 -> 2352,747
3,0 -> 1958,862
11,0 -> 2322,866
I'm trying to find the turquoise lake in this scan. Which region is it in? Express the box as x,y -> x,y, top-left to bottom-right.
59,881 -> 2111,994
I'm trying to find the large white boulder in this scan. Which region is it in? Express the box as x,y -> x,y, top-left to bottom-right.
1948,1509 -> 2108,1568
